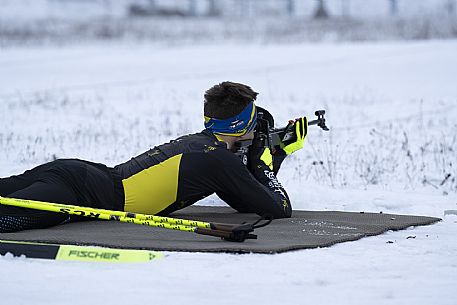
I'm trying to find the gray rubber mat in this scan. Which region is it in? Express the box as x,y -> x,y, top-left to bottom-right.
0,206 -> 440,253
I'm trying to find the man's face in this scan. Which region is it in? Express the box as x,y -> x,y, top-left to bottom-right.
226,130 -> 255,152
238,130 -> 255,141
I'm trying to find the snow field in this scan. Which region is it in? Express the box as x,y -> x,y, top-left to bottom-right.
1,217 -> 455,305
0,40 -> 456,304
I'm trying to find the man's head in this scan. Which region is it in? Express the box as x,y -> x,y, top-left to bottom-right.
204,81 -> 258,120
203,81 -> 259,150
204,82 -> 258,139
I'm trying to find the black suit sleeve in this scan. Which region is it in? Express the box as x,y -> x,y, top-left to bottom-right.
210,151 -> 291,219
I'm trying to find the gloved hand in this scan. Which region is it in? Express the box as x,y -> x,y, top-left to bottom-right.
247,136 -> 274,172
282,117 -> 308,155
248,142 -> 284,174
247,117 -> 307,174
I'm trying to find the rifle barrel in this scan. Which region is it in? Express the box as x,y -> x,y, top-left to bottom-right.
308,119 -> 320,126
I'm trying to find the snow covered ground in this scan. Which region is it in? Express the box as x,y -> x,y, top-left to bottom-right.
0,40 -> 456,304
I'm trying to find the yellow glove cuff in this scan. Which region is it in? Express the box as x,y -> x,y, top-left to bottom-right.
260,148 -> 273,170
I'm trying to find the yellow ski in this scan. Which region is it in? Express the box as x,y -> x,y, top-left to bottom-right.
0,239 -> 163,263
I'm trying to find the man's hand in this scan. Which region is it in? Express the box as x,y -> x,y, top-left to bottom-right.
282,117 -> 308,155
247,117 -> 307,174
248,144 -> 285,175
259,147 -> 274,170
248,139 -> 274,172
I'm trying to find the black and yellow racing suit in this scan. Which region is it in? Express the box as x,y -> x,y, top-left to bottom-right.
114,129 -> 291,218
0,130 -> 291,232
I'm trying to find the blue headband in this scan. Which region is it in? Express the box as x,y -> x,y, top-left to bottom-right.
204,102 -> 257,136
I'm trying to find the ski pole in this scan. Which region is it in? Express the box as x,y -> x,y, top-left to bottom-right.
1,196 -> 212,228
0,196 -> 261,242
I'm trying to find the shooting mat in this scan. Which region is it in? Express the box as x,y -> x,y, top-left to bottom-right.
0,206 -> 440,254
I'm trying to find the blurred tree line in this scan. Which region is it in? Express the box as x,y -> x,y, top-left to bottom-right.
128,0 -> 456,18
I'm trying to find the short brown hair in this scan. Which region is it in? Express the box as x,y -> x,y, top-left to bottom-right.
204,81 -> 258,119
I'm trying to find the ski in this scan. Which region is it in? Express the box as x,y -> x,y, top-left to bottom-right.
0,239 -> 163,263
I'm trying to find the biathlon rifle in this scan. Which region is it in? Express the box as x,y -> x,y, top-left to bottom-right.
235,107 -> 329,165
